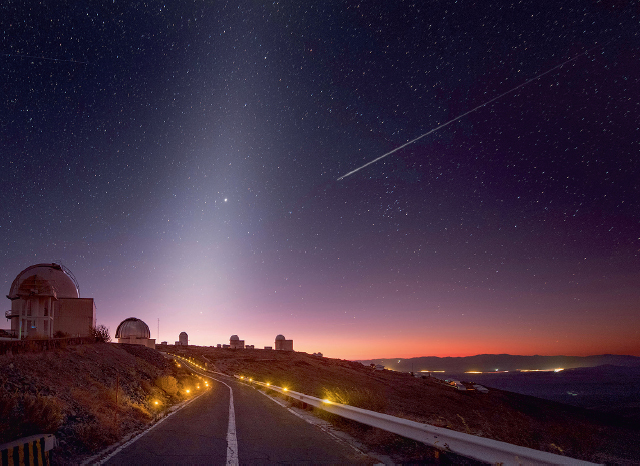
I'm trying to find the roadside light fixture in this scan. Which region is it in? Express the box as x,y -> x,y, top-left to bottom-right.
323,399 -> 331,404
266,383 -> 270,386
283,388 -> 288,391
186,389 -> 190,394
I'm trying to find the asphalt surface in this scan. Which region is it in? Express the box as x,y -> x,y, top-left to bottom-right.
103,371 -> 374,465
104,383 -> 228,465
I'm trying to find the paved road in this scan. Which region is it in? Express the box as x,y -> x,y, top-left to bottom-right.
103,370 -> 374,465
104,383 -> 228,465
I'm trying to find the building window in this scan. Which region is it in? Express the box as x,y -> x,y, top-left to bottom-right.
44,306 -> 48,316
44,320 -> 48,334
26,302 -> 32,316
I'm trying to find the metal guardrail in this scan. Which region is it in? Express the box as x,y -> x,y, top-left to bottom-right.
241,378 -> 598,465
0,434 -> 57,465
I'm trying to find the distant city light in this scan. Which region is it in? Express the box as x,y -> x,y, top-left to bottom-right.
518,368 -> 565,373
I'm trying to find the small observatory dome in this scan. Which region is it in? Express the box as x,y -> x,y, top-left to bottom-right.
8,263 -> 79,299
230,334 -> 240,341
179,331 -> 188,345
115,318 -> 151,339
275,334 -> 285,341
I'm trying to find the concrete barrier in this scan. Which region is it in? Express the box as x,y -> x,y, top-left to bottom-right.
242,378 -> 599,465
0,434 -> 57,466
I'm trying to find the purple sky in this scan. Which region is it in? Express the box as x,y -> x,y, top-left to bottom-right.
2,1 -> 639,359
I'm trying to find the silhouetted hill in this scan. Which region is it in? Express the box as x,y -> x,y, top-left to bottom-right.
358,354 -> 640,373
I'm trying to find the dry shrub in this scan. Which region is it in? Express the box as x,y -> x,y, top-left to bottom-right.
72,386 -> 116,412
74,417 -> 119,452
321,386 -> 387,413
0,393 -> 63,442
90,325 -> 111,343
22,394 -> 64,433
140,378 -> 152,393
0,393 -> 20,442
155,375 -> 178,396
126,401 -> 152,421
177,374 -> 201,393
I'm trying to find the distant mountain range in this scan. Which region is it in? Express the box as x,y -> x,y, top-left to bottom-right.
357,354 -> 640,373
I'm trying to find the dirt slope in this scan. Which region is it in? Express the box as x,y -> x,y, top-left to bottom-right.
0,342 -> 200,464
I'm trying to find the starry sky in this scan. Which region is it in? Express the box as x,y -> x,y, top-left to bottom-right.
2,1 -> 639,359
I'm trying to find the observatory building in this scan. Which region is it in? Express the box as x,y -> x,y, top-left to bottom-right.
179,331 -> 188,346
115,317 -> 156,348
275,334 -> 293,351
5,263 -> 96,339
229,334 -> 244,349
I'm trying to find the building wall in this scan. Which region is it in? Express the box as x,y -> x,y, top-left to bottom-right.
117,337 -> 156,348
53,298 -> 96,337
230,339 -> 245,349
275,339 -> 293,351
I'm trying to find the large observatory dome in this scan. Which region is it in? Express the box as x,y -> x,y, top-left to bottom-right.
115,318 -> 151,339
275,334 -> 285,341
8,263 -> 79,299
230,334 -> 239,341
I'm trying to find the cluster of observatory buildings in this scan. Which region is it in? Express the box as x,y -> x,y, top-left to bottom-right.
4,263 -> 295,353
216,333 -> 293,351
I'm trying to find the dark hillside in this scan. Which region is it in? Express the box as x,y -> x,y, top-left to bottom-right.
173,347 -> 640,464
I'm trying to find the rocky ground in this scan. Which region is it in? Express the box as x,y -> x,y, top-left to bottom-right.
172,346 -> 640,464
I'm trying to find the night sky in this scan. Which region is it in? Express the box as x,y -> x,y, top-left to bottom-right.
2,1 -> 639,359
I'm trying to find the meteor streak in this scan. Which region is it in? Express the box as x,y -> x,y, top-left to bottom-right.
337,42 -> 609,181
1,53 -> 89,64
